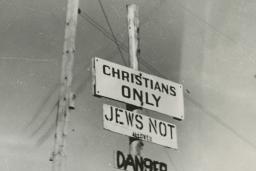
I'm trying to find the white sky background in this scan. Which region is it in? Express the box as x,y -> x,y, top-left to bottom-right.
0,0 -> 256,170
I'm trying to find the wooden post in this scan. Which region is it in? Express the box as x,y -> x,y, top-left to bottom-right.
51,0 -> 79,171
127,4 -> 143,156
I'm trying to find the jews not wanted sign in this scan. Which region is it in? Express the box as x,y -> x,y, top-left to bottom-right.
92,57 -> 184,120
103,104 -> 178,149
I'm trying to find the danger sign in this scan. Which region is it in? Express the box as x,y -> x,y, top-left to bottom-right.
103,104 -> 178,149
115,150 -> 168,171
92,57 -> 184,120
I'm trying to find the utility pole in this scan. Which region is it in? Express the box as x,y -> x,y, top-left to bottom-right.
127,4 -> 144,157
51,0 -> 79,171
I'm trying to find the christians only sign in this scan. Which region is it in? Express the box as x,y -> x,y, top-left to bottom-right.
92,57 -> 184,120
103,104 -> 177,149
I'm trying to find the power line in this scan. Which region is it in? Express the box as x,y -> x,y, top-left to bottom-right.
98,0 -> 127,66
30,102 -> 58,137
185,94 -> 256,151
79,12 -> 116,44
78,7 -> 256,152
78,10 -> 166,78
172,0 -> 255,62
18,0 -> 256,155
68,3 -> 256,153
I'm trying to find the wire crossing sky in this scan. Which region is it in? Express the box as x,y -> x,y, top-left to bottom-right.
0,0 -> 256,171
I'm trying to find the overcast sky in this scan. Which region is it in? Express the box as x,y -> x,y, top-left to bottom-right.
0,0 -> 256,170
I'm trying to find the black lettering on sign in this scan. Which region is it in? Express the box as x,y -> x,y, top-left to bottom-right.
149,118 -> 175,139
135,155 -> 144,171
152,161 -> 159,171
161,83 -> 169,95
170,86 -> 176,96
125,111 -> 134,126
135,115 -> 143,130
101,61 -> 177,99
105,106 -> 129,126
112,68 -> 120,79
135,74 -> 142,86
160,163 -> 167,171
122,85 -> 131,98
152,94 -> 161,107
145,92 -> 154,106
115,108 -> 124,125
159,122 -> 167,136
125,111 -> 144,130
121,71 -> 129,82
133,88 -> 143,105
132,132 -> 152,142
154,82 -> 161,92
144,158 -> 152,171
115,150 -> 168,171
167,124 -> 175,139
104,106 -> 113,121
121,86 -> 162,108
125,154 -> 135,171
149,118 -> 157,134
116,150 -> 125,168
142,77 -> 150,88
102,64 -> 111,76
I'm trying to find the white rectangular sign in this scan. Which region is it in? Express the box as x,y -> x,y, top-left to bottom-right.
103,104 -> 178,149
92,57 -> 184,120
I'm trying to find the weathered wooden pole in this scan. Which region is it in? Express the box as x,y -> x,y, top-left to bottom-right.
51,0 -> 79,171
127,4 -> 143,156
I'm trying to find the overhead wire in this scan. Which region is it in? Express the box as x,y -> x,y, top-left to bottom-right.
33,51 -> 121,145
78,10 -> 166,78
186,94 -> 256,150
79,12 -> 117,45
98,0 -> 127,66
25,84 -> 59,130
79,4 -> 179,169
11,1 -> 256,170
15,0 -> 255,157
31,47 -> 121,145
78,7 -> 256,152
20,3 -> 256,171
96,3 -> 180,169
30,102 -> 58,137
172,0 -> 255,62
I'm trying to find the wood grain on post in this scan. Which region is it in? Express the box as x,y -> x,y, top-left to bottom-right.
127,4 -> 143,156
52,0 -> 79,171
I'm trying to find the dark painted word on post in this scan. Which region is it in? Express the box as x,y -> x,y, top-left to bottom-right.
115,150 -> 167,171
